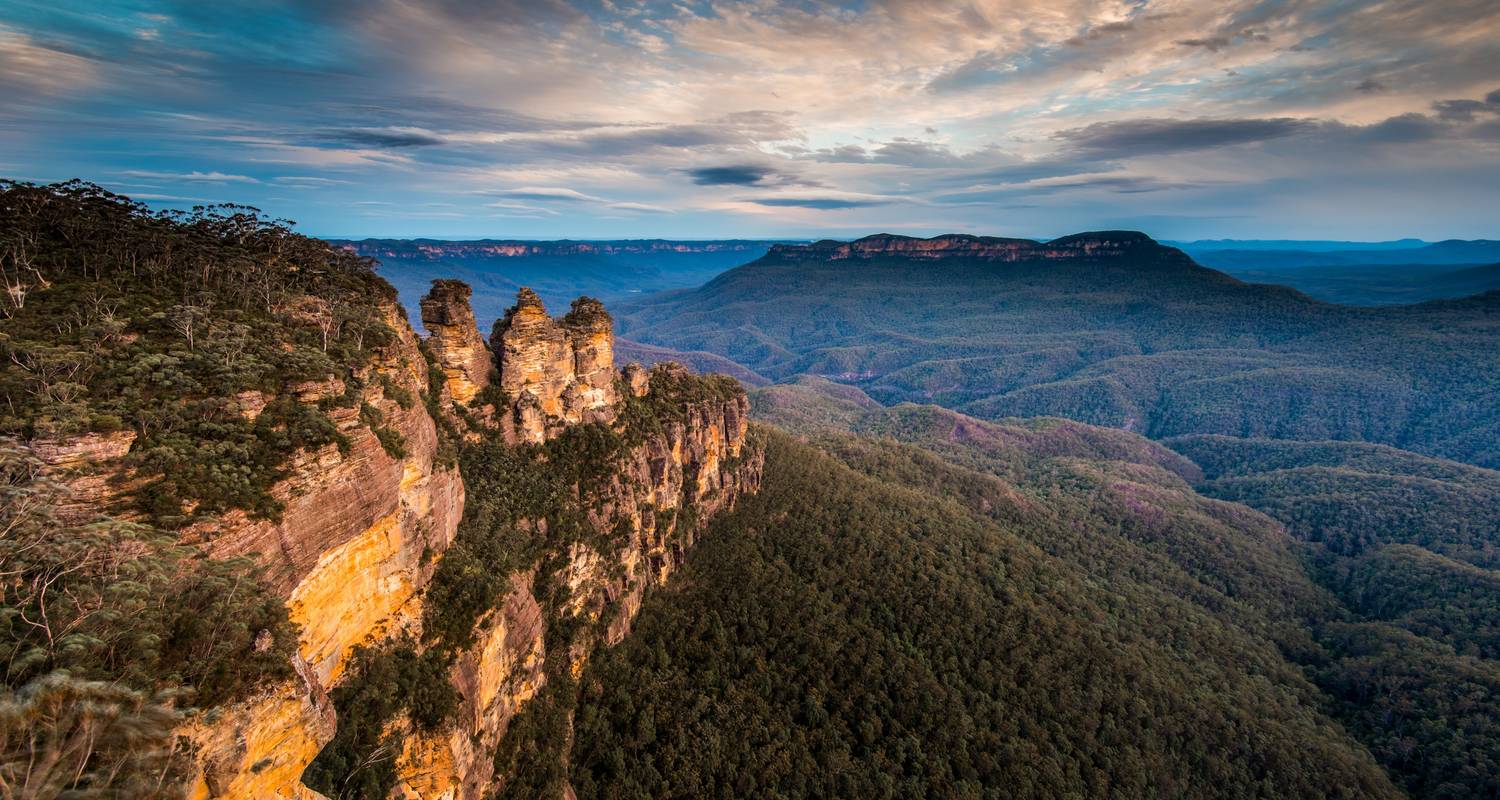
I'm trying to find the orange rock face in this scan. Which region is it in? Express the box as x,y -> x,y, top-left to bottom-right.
170,305 -> 466,799
29,285 -> 758,800
392,366 -> 761,799
767,230 -> 1182,263
491,288 -> 619,443
421,280 -> 494,405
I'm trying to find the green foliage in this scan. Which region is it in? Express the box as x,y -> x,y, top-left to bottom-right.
360,402 -> 407,459
1310,622 -> 1500,800
302,640 -> 457,800
376,372 -> 416,410
567,429 -> 1398,799
1169,435 -> 1500,567
0,441 -> 295,796
1165,434 -> 1500,797
309,365 -> 746,797
417,339 -> 461,468
0,179 -> 401,526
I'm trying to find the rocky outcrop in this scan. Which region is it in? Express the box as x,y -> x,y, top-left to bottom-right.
393,575 -> 547,800
28,282 -> 758,800
26,430 -> 136,522
421,280 -> 494,405
490,289 -> 618,443
31,303 -> 467,800
377,291 -> 760,799
175,305 -> 464,799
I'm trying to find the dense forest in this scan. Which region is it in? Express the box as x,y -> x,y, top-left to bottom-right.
0,179 -> 402,528
708,378 -> 1500,798
562,427 -> 1405,798
614,234 -> 1500,468
1165,434 -> 1500,796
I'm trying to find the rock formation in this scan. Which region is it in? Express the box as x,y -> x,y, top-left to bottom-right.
490,288 -> 619,443
177,304 -> 465,800
32,282 -> 759,800
420,279 -> 493,404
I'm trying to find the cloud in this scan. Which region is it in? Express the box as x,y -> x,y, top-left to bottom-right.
483,186 -> 668,213
1064,20 -> 1137,47
870,139 -> 964,168
935,174 -> 1207,204
750,197 -> 894,210
0,25 -> 97,105
1056,117 -> 1317,157
925,51 -> 1009,93
319,127 -> 445,148
274,175 -> 349,186
687,165 -> 777,185
484,200 -> 561,216
485,186 -> 605,202
1432,99 -> 1497,121
8,0 -> 1500,238
1355,113 -> 1445,143
745,190 -> 906,210
118,170 -> 262,183
1175,36 -> 1231,51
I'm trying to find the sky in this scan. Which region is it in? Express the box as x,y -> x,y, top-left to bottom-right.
2,0 -> 1498,241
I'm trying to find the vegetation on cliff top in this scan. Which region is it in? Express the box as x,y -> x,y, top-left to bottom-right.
0,179 -> 402,527
0,441 -> 296,798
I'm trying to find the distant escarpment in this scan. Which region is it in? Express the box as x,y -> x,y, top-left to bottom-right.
764,230 -> 1198,266
338,238 -> 773,260
0,181 -> 759,800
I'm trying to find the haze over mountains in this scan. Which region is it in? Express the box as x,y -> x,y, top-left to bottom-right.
370,235 -> 1500,328
613,231 -> 1500,467
347,238 -> 782,325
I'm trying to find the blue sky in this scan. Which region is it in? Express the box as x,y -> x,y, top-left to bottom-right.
2,0 -> 1498,240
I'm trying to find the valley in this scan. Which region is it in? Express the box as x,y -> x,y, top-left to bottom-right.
3,182 -> 1497,799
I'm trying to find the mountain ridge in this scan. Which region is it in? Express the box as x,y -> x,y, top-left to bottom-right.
763,229 -> 1192,264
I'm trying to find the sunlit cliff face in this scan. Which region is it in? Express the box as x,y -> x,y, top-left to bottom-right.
3,0 -> 1499,239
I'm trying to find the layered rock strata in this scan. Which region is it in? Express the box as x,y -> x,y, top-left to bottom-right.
34,281 -> 758,800
488,289 -> 619,443
420,279 -> 494,404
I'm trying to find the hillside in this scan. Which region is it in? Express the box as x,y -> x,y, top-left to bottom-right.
563,420 -> 1408,798
743,380 -> 1500,798
614,232 -> 1500,468
1200,261 -> 1500,305
1185,239 -> 1500,270
6,183 -> 1496,800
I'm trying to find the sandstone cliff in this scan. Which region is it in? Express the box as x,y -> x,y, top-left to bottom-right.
420,280 -> 494,405
489,289 -> 619,443
365,284 -> 759,799
27,280 -> 758,799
